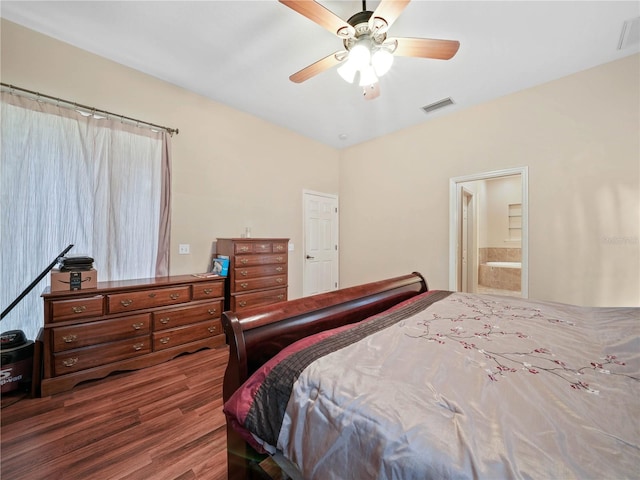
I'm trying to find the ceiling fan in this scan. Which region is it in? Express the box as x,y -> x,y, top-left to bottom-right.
279,0 -> 460,99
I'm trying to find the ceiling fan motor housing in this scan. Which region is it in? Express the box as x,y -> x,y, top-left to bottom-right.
342,10 -> 388,51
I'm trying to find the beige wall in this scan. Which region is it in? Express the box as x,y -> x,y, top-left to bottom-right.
340,54 -> 639,307
2,20 -> 638,308
482,176 -> 522,248
1,19 -> 340,300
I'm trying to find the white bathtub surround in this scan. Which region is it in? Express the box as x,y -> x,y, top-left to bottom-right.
485,262 -> 522,269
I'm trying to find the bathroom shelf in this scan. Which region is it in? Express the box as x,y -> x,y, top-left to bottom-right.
508,203 -> 522,241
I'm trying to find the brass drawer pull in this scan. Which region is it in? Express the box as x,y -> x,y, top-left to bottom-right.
239,301 -> 247,307
277,294 -> 284,300
240,270 -> 248,276
207,326 -> 216,334
276,278 -> 283,284
169,293 -> 180,300
276,256 -> 283,262
72,305 -> 87,314
132,322 -> 144,330
63,335 -> 77,343
275,245 -> 284,251
159,337 -> 170,345
148,292 -> 156,298
239,246 -> 249,252
240,283 -> 248,289
133,342 -> 145,351
276,266 -> 283,272
240,258 -> 249,265
203,288 -> 213,295
160,317 -> 170,324
208,308 -> 217,315
120,299 -> 133,307
62,357 -> 78,367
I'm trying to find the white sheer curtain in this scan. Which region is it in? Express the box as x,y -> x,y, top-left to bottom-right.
1,92 -> 171,341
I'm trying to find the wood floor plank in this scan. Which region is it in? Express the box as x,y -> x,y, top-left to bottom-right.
1,346 -> 229,480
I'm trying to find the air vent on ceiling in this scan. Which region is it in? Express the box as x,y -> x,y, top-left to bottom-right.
618,16 -> 640,50
421,97 -> 454,114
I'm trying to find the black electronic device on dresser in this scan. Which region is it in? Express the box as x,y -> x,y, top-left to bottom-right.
216,238 -> 289,312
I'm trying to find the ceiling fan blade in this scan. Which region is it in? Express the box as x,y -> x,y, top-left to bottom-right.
279,0 -> 355,38
370,0 -> 411,32
393,37 -> 460,60
289,52 -> 343,83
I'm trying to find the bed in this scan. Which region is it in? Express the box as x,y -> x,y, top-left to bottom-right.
221,272 -> 639,480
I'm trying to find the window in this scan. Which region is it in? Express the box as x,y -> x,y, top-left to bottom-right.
1,92 -> 170,340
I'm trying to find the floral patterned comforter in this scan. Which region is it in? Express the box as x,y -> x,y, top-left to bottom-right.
224,291 -> 640,479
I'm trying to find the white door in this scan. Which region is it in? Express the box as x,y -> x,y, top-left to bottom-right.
460,188 -> 470,291
460,187 -> 476,293
303,191 -> 339,296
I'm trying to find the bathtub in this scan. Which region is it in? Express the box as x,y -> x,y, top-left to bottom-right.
485,261 -> 521,269
479,262 -> 522,291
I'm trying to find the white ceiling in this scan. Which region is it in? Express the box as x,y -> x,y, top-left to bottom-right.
1,1 -> 639,149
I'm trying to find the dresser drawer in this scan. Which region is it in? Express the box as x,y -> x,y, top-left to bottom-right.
234,240 -> 288,254
235,253 -> 287,267
52,313 -> 151,352
153,301 -> 222,330
233,242 -> 255,254
107,286 -> 191,314
192,281 -> 224,300
231,287 -> 287,311
51,296 -> 104,322
235,275 -> 287,293
53,336 -> 150,375
153,320 -> 221,351
271,241 -> 288,253
233,241 -> 276,254
235,264 -> 286,279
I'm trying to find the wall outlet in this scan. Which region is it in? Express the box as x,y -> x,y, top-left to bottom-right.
179,244 -> 190,255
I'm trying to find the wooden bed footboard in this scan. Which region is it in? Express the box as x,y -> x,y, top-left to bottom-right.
221,272 -> 428,480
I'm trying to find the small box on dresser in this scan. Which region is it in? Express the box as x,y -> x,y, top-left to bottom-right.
50,268 -> 98,292
216,238 -> 289,312
38,274 -> 225,396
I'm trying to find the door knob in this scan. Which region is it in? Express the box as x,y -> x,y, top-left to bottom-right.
306,255 -> 315,259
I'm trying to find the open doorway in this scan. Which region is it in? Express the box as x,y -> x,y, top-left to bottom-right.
449,167 -> 528,297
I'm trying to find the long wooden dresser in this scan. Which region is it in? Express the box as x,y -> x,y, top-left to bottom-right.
216,238 -> 289,312
39,274 -> 225,396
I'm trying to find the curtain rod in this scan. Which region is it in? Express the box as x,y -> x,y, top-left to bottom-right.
1,82 -> 179,136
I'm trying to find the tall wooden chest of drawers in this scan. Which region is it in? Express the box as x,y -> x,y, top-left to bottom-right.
216,238 -> 289,312
39,274 -> 225,396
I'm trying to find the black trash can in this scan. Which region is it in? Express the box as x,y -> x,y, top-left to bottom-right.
1,330 -> 34,394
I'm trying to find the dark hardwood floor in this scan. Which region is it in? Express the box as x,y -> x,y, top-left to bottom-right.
1,346 -> 229,480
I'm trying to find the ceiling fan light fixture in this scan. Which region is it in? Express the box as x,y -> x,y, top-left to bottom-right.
358,65 -> 379,87
337,59 -> 358,83
338,36 -> 390,86
371,48 -> 394,77
349,40 -> 372,70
